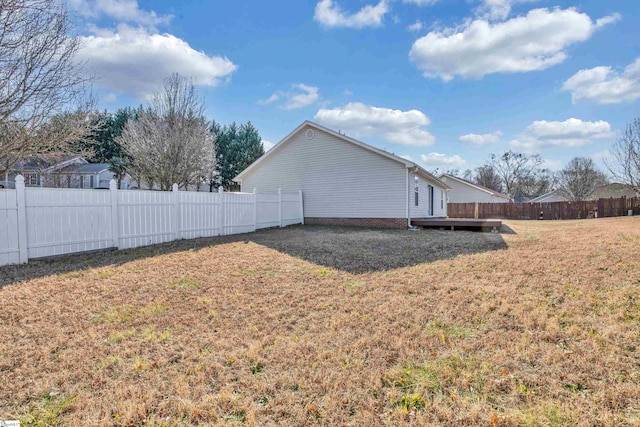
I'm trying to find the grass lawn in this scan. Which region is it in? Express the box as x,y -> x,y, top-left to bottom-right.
0,218 -> 639,426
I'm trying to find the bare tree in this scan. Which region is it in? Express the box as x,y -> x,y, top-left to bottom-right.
118,74 -> 216,190
490,151 -> 547,197
473,164 -> 503,192
557,157 -> 608,201
607,117 -> 640,193
0,0 -> 95,174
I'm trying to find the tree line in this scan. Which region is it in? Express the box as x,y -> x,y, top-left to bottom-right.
78,75 -> 264,191
434,145 -> 639,202
1,0 -> 639,197
0,1 -> 265,192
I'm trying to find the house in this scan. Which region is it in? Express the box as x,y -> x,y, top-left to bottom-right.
1,156 -> 131,189
592,183 -> 638,199
529,189 -> 568,203
438,174 -> 512,203
234,121 -> 450,228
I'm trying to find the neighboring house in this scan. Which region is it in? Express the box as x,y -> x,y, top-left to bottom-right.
529,189 -> 568,203
592,183 -> 638,199
1,156 -> 131,189
439,174 -> 512,203
234,120 -> 450,228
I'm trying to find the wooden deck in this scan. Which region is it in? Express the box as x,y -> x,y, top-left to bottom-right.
411,217 -> 502,232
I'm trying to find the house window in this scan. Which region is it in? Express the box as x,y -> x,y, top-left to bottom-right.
414,178 -> 419,206
90,175 -> 94,188
441,190 -> 444,210
80,175 -> 85,188
24,173 -> 39,186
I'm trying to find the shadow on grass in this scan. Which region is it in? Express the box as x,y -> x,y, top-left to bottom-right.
0,225 -> 508,287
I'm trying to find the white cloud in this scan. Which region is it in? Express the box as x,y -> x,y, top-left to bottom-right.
77,25 -> 237,99
420,153 -> 466,168
459,131 -> 502,145
103,93 -> 117,103
510,118 -> 612,150
315,102 -> 435,147
409,8 -> 619,81
540,158 -> 563,171
591,149 -> 614,169
314,0 -> 388,29
261,140 -> 275,151
259,84 -> 320,110
342,89 -> 354,96
407,20 -> 424,32
403,0 -> 438,6
68,0 -> 172,29
476,0 -> 538,21
562,57 -> 640,104
399,154 -> 414,161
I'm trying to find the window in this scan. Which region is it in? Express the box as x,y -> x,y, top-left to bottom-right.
24,173 -> 39,187
441,190 -> 444,210
414,178 -> 419,206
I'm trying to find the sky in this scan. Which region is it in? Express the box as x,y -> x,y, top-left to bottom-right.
66,0 -> 640,173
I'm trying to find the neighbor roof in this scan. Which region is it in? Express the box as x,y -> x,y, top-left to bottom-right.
234,120 -> 450,190
439,174 -> 511,200
58,163 -> 111,174
529,189 -> 565,203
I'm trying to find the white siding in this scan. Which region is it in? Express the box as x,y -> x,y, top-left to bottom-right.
408,173 -> 447,218
240,126 -> 408,218
441,176 -> 509,204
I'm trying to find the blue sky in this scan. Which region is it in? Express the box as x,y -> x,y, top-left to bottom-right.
68,0 -> 640,173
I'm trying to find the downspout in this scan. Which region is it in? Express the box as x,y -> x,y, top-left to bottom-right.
406,168 -> 410,227
407,166 -> 420,227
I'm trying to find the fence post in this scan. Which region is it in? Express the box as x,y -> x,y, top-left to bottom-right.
474,202 -> 479,219
299,189 -> 304,225
172,184 -> 180,241
253,188 -> 258,231
109,179 -> 120,249
219,186 -> 225,235
15,175 -> 28,264
278,188 -> 283,228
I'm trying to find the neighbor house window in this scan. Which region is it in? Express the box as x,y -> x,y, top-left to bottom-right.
441,190 -> 444,210
414,178 -> 419,206
24,173 -> 39,186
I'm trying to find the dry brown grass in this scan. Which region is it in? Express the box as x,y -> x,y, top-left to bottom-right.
0,218 -> 639,426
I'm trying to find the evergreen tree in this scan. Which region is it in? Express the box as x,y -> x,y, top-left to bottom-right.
211,120 -> 265,191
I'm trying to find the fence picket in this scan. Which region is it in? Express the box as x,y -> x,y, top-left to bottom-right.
0,175 -> 304,267
448,197 -> 639,220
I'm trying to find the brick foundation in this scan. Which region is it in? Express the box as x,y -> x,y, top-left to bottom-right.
304,217 -> 407,229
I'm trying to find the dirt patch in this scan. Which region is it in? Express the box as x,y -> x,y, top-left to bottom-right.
0,218 -> 639,425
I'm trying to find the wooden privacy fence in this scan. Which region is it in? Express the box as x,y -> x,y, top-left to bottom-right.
448,197 -> 640,220
0,175 -> 304,267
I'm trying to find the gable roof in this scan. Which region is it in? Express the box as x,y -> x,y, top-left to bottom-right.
58,163 -> 111,174
439,174 -> 511,200
235,120 -> 450,189
13,156 -> 86,172
529,189 -> 567,203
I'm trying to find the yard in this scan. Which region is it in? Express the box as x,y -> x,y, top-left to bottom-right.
0,218 -> 639,426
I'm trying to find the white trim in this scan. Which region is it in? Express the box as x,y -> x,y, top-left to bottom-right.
439,174 -> 510,199
235,120 -> 450,190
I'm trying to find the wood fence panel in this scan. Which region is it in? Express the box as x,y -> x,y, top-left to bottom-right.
449,197 -> 637,220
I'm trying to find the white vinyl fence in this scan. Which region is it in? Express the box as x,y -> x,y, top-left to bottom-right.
0,175 -> 303,267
